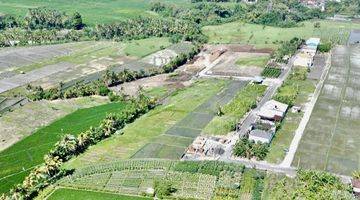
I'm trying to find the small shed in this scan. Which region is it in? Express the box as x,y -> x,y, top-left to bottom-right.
306,38 -> 321,47
249,129 -> 273,144
352,179 -> 360,194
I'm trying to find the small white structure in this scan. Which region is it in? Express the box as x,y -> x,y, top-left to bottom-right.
306,38 -> 321,48
258,100 -> 288,121
249,129 -> 274,144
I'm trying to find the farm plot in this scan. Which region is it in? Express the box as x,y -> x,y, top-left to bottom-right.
0,42 -> 81,73
0,96 -> 109,151
132,80 -> 248,159
209,51 -> 270,77
0,62 -> 73,93
293,45 -> 360,175
0,101 -> 128,194
64,79 -> 230,168
0,38 -> 173,95
58,160 -> 217,200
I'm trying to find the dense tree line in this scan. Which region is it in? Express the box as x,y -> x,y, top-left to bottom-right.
0,7 -> 84,31
151,0 -> 325,27
0,94 -> 155,200
87,17 -> 204,43
325,0 -> 360,17
0,28 -> 83,47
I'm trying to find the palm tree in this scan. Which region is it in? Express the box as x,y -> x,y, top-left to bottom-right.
353,171 -> 360,180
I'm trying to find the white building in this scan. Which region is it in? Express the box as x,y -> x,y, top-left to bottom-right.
258,100 -> 288,121
249,129 -> 274,144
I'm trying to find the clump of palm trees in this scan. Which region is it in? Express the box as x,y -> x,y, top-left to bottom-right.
1,94 -> 155,200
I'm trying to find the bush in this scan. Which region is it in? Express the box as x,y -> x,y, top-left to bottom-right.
154,181 -> 176,199
233,137 -> 269,160
318,42 -> 332,53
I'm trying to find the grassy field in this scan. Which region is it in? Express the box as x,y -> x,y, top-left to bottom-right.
0,0 -> 188,25
64,79 -> 229,168
294,45 -> 360,175
123,37 -> 171,58
235,55 -> 269,68
203,84 -> 267,135
0,101 -> 128,194
203,20 -> 360,48
0,96 -> 109,151
48,188 -> 150,200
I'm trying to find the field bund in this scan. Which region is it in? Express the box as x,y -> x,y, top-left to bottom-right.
293,45 -> 360,175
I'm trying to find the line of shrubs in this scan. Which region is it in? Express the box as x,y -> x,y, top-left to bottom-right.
27,46 -> 200,101
0,94 -> 156,200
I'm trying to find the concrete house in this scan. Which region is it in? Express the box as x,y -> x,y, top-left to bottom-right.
249,129 -> 274,144
258,100 -> 288,121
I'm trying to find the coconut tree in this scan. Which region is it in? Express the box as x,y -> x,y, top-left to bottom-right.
353,171 -> 360,180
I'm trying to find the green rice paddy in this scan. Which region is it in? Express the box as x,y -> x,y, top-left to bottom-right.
0,102 -> 128,194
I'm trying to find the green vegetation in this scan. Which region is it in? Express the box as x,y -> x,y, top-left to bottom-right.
325,0 -> 360,17
64,79 -> 228,168
48,188 -> 150,200
353,171 -> 360,179
46,160 -> 354,200
0,0 -> 188,25
154,181 -> 176,199
261,67 -> 282,78
123,37 -> 171,57
274,68 -> 308,106
273,37 -> 304,61
203,20 -> 360,48
2,95 -> 155,199
0,102 -> 128,194
318,42 -> 332,53
235,55 -> 269,67
265,170 -> 354,200
152,0 -> 324,27
233,137 -> 269,160
203,84 -> 266,135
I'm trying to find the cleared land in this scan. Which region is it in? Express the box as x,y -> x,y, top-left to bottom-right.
0,101 -> 129,194
64,79 -> 248,168
294,45 -> 360,175
211,52 -> 270,77
203,20 -> 360,48
0,0 -> 188,25
0,38 -> 172,95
